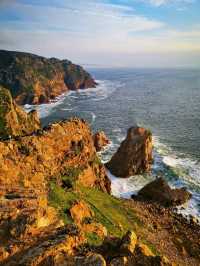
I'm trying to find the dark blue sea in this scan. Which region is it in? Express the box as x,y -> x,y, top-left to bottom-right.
25,68 -> 200,218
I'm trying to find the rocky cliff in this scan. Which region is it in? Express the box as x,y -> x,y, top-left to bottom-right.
0,50 -> 97,105
0,94 -> 199,265
0,117 -> 110,193
0,86 -> 40,138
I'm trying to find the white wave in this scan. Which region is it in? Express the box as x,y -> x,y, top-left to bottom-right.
24,79 -> 122,119
68,80 -> 122,102
60,108 -> 73,111
107,170 -> 154,199
153,136 -> 200,218
23,91 -> 69,118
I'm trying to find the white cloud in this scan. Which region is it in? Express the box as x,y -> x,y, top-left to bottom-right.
145,0 -> 195,6
0,0 -> 199,67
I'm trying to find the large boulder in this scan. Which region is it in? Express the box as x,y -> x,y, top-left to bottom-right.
0,86 -> 40,138
136,177 -> 192,207
93,131 -> 110,152
106,127 -> 153,177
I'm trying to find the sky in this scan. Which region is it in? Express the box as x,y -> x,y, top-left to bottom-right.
0,0 -> 200,67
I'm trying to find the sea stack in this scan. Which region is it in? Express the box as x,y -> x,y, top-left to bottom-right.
106,127 -> 153,177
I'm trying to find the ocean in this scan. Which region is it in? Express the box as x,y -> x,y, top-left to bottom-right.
24,68 -> 200,218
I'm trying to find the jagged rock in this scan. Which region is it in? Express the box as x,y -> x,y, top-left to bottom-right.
4,226 -> 85,266
93,131 -> 110,151
0,50 -> 97,105
136,177 -> 192,207
70,200 -> 94,225
75,253 -> 107,266
106,127 -> 153,177
120,231 -> 137,255
0,117 -> 110,193
137,243 -> 155,257
0,86 -> 40,138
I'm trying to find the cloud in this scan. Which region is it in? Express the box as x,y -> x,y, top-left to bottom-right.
145,0 -> 195,6
0,0 -> 199,67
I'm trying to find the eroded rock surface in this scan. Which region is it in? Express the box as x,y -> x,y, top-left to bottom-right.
0,117 -> 110,193
0,86 -> 40,138
106,127 -> 153,177
93,131 -> 110,152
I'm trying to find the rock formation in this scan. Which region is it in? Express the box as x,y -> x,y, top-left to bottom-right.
0,86 -> 40,138
0,117 -> 110,193
0,50 -> 97,105
93,131 -> 110,151
106,127 -> 153,177
136,177 -> 192,207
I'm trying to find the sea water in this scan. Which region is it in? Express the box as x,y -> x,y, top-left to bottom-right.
25,68 -> 200,218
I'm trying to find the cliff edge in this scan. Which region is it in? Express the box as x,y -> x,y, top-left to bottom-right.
0,50 -> 97,105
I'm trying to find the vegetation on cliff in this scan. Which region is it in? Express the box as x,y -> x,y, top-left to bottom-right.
0,50 -> 97,105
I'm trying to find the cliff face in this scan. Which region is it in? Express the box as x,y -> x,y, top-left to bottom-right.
0,117 -> 110,193
106,127 -> 153,177
0,50 -> 97,105
0,86 -> 40,138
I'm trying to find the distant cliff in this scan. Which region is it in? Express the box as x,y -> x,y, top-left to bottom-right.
0,50 -> 97,105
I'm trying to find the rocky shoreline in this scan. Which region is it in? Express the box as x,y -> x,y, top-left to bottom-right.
0,86 -> 199,265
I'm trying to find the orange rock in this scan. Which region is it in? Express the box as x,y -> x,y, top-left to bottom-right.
93,131 -> 110,151
106,127 -> 153,177
0,86 -> 40,138
0,118 -> 110,193
70,200 -> 94,225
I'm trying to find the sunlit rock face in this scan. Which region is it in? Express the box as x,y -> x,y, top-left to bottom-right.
0,86 -> 40,138
106,127 -> 153,177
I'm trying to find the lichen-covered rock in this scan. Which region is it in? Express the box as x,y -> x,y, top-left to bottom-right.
106,127 -> 153,177
137,177 -> 192,207
93,131 -> 110,151
0,86 -> 40,138
0,50 -> 97,105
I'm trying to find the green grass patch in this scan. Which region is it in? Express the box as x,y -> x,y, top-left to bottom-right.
78,186 -> 142,238
48,181 -> 142,239
48,182 -> 78,224
85,232 -> 103,246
